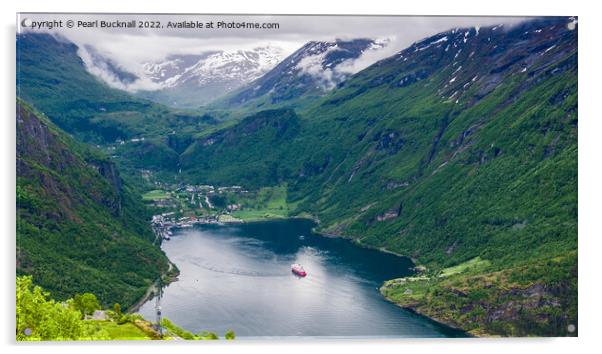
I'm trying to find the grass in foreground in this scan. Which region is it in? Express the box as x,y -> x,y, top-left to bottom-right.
92,321 -> 151,340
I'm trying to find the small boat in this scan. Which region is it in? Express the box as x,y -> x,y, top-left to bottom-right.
291,263 -> 307,277
298,235 -> 305,240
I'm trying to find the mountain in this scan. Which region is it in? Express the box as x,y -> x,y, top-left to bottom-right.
16,33 -> 219,173
213,38 -> 388,109
136,47 -> 286,108
17,16 -> 578,336
16,99 -> 174,309
81,44 -> 140,86
179,17 -> 577,336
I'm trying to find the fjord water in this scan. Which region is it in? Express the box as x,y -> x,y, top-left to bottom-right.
138,219 -> 464,338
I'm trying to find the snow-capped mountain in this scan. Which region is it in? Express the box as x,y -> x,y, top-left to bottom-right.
143,53 -> 214,86
219,38 -> 388,107
77,39 -> 388,109
136,46 -> 286,108
144,46 -> 284,89
77,45 -> 286,109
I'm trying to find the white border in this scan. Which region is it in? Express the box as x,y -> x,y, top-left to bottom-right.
2,1 -> 600,354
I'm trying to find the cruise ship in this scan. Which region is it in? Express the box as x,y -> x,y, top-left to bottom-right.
291,264 -> 307,277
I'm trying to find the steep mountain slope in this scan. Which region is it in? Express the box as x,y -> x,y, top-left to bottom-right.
82,44 -> 140,86
16,33 -> 218,172
17,99 -> 173,309
213,38 -> 387,109
180,17 -> 577,335
136,46 -> 285,108
182,109 -> 301,186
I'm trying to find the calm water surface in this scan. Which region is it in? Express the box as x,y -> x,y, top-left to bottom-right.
138,219 -> 465,338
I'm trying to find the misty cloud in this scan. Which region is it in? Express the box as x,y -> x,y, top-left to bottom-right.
295,45 -> 340,90
18,13 -> 532,92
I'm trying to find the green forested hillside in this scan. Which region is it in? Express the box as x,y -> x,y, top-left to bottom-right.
177,18 -> 578,335
180,19 -> 577,267
181,109 -> 301,187
17,100 -> 173,309
16,33 -> 223,173
16,17 -> 577,336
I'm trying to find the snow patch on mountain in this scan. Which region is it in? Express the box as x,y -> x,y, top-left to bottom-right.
143,46 -> 285,90
77,44 -> 286,97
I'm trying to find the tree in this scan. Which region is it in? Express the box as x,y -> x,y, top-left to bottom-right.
113,303 -> 122,318
225,329 -> 235,340
198,330 -> 219,340
16,276 -> 107,340
73,293 -> 101,318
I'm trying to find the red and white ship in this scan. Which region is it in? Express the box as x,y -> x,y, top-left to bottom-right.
291,263 -> 307,277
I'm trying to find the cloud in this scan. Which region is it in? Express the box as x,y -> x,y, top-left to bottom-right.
19,13 -> 533,91
76,44 -> 163,92
335,38 -> 393,75
330,17 -> 530,76
295,45 -> 341,90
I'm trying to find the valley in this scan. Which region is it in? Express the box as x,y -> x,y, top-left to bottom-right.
16,16 -> 578,338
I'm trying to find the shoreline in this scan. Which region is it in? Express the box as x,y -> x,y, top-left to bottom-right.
309,222 -> 422,268
380,293 -> 472,337
222,214 -> 424,271
128,259 -> 179,314
143,216 -> 466,337
219,215 -> 419,265
280,216 -> 469,335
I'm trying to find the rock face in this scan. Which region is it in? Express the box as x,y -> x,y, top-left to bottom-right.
90,160 -> 123,216
17,102 -> 123,218
380,253 -> 577,337
375,202 -> 403,222
16,100 -> 170,308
